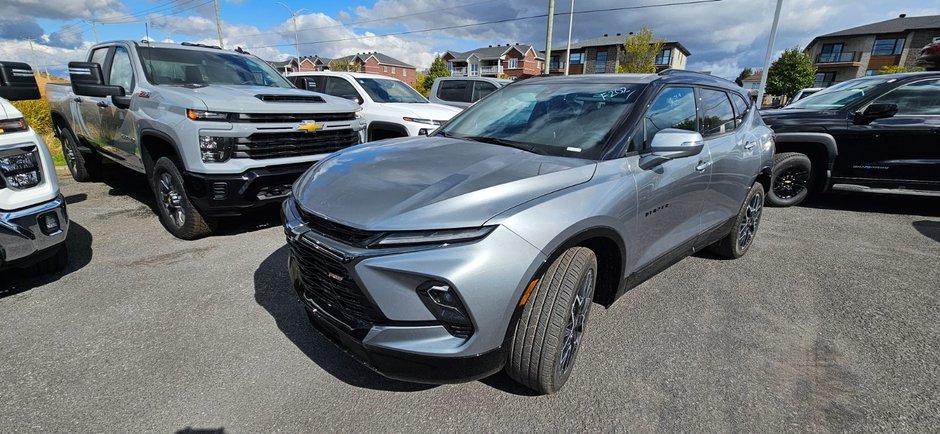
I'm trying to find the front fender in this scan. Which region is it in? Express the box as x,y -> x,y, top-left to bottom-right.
774,132 -> 838,168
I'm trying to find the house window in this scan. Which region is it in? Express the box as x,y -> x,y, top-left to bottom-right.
508,58 -> 519,69
864,69 -> 879,76
383,66 -> 388,72
569,52 -> 583,65
818,43 -> 845,62
470,63 -> 479,75
402,68 -> 407,77
549,55 -> 560,70
655,48 -> 671,65
814,72 -> 836,87
392,67 -> 396,74
872,38 -> 905,56
595,50 -> 608,73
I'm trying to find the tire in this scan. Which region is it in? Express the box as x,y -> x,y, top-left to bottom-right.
506,247 -> 598,394
59,126 -> 101,182
767,152 -> 813,207
708,183 -> 764,259
150,157 -> 216,240
31,245 -> 69,275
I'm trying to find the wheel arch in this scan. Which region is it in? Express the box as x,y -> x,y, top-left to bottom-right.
139,129 -> 182,174
773,133 -> 837,191
367,121 -> 409,141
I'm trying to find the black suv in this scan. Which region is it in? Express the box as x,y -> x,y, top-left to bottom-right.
761,72 -> 940,206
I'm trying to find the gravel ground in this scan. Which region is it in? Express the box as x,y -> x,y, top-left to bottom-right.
1,166 -> 938,433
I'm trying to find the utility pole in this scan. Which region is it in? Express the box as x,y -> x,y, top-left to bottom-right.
90,20 -> 99,43
543,0 -> 555,75
213,0 -> 224,48
277,2 -> 306,62
564,0 -> 575,75
757,0 -> 783,107
26,38 -> 44,78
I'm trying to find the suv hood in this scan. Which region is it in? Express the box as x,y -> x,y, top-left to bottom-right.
0,98 -> 20,119
293,137 -> 596,230
378,102 -> 461,120
156,85 -> 360,113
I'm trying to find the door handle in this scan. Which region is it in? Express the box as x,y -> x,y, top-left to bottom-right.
73,97 -> 82,103
744,141 -> 756,150
96,100 -> 109,108
695,161 -> 712,172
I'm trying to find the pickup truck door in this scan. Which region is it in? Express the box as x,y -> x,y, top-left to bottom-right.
846,78 -> 940,187
75,47 -> 111,146
98,45 -> 142,170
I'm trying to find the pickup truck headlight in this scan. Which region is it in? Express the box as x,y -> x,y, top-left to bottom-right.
402,117 -> 443,126
0,146 -> 41,189
187,109 -> 234,122
0,118 -> 29,134
199,135 -> 234,162
369,226 -> 495,247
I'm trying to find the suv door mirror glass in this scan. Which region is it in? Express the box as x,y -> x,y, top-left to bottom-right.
854,102 -> 898,125
640,128 -> 705,169
68,61 -> 125,98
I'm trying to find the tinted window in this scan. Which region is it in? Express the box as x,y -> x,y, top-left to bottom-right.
872,79 -> 940,115
732,93 -> 749,127
644,86 -> 697,146
472,81 -> 497,102
291,76 -> 318,91
137,47 -> 291,88
438,80 -> 471,102
323,77 -> 361,101
357,77 -> 426,103
90,48 -> 108,67
787,77 -> 889,110
699,89 -> 735,137
109,46 -> 134,91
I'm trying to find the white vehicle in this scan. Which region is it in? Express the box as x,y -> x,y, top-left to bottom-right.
789,87 -> 824,104
1,62 -> 69,275
288,71 -> 461,140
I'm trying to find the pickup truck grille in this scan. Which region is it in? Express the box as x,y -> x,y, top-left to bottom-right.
234,129 -> 360,159
234,112 -> 356,123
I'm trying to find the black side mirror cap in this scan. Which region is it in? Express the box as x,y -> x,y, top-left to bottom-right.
68,61 -> 125,98
0,62 -> 40,101
854,102 -> 898,125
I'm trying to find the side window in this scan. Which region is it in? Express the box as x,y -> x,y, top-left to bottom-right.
437,80 -> 471,102
109,46 -> 134,92
871,79 -> 940,116
89,48 -> 108,67
731,93 -> 750,128
641,86 -> 697,150
700,88 -> 735,138
471,81 -> 497,102
324,77 -> 361,101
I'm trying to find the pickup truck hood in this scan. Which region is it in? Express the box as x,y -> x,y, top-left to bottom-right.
293,137 -> 596,231
760,108 -> 846,133
157,85 -> 360,113
377,102 -> 461,120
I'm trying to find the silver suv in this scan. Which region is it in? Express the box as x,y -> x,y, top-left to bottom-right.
283,71 -> 775,393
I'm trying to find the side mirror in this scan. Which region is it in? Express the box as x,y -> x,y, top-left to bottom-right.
639,128 -> 705,169
0,62 -> 40,101
68,62 -> 125,98
854,102 -> 898,125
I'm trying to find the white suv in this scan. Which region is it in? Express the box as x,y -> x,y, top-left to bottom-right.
288,72 -> 461,140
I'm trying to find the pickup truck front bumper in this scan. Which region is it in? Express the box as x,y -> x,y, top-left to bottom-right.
184,162 -> 314,217
0,194 -> 69,270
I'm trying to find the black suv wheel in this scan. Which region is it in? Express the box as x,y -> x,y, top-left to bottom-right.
767,152 -> 812,207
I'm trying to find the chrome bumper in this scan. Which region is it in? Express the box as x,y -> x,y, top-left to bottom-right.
0,194 -> 69,268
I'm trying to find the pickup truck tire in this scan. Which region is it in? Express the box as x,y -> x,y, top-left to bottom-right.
60,126 -> 101,182
506,247 -> 597,394
150,157 -> 216,240
767,152 -> 812,207
709,182 -> 764,259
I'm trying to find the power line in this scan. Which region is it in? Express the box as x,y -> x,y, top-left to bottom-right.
245,0 -> 722,50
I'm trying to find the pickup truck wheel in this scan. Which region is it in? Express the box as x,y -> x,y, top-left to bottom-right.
506,247 -> 597,394
151,157 -> 216,240
767,152 -> 812,207
709,183 -> 764,259
60,127 -> 101,182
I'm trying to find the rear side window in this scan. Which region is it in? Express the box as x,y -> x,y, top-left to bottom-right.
700,88 -> 735,138
323,77 -> 361,101
871,79 -> 940,115
438,80 -> 471,102
90,48 -> 108,67
643,86 -> 697,148
472,81 -> 497,102
731,93 -> 750,127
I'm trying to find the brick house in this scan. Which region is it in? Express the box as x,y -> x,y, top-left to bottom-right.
270,53 -> 418,86
542,33 -> 690,75
441,44 -> 544,80
804,14 -> 940,87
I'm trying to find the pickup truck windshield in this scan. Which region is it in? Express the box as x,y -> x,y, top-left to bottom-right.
137,47 -> 292,88
356,78 -> 427,103
785,78 -> 889,110
437,82 -> 642,159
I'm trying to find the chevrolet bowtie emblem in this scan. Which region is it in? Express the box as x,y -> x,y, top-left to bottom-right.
297,121 -> 324,133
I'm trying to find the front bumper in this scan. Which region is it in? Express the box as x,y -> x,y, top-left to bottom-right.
282,198 -> 546,383
184,162 -> 315,217
0,194 -> 69,269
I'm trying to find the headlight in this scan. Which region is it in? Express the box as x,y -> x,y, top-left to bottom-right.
402,117 -> 442,125
199,135 -> 234,162
370,226 -> 495,247
187,109 -> 234,122
0,146 -> 41,189
0,117 -> 28,134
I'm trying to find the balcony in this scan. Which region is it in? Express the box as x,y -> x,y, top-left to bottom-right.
815,51 -> 860,65
450,66 -> 467,77
480,65 -> 503,76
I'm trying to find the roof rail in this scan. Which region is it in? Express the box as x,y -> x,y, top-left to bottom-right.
658,68 -> 740,86
181,42 -> 222,50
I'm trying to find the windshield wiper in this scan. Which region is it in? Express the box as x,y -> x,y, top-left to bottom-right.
458,136 -> 547,155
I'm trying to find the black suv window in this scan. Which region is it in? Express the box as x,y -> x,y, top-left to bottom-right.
438,80 -> 471,102
644,86 -> 697,148
871,79 -> 940,116
731,93 -> 750,127
700,88 -> 735,137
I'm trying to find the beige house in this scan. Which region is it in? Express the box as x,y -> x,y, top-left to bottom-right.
543,33 -> 690,75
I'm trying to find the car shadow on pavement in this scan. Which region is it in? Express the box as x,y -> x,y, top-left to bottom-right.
254,245 -> 436,392
912,220 -> 940,243
0,221 -> 94,298
798,192 -> 940,217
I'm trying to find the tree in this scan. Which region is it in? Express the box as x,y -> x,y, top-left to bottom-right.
421,55 -> 450,95
879,65 -> 925,74
735,67 -> 753,86
413,72 -> 430,97
618,27 -> 664,73
765,47 -> 816,98
328,57 -> 358,72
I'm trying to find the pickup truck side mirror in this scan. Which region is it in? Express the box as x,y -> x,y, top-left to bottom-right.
639,128 -> 706,170
0,61 -> 41,101
854,102 -> 898,125
68,61 -> 125,98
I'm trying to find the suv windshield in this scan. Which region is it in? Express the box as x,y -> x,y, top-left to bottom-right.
785,78 -> 890,110
356,77 -> 427,103
138,47 -> 292,88
437,81 -> 643,159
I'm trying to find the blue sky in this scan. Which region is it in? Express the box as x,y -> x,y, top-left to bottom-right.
1,0 -> 939,78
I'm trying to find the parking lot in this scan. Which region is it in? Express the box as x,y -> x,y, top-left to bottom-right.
1,166 -> 938,432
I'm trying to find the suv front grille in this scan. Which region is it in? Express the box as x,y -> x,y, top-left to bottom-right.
298,209 -> 381,247
234,129 -> 360,159
288,236 -> 385,330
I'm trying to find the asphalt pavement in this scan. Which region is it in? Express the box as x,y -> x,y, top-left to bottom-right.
1,165 -> 938,433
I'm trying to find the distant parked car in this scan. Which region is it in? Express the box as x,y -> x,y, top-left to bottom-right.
789,87 -> 824,104
917,37 -> 940,71
288,71 -> 460,140
429,77 -> 512,108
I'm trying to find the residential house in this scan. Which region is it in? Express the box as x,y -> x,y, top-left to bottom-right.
327,52 -> 418,86
543,33 -> 690,75
740,70 -> 783,108
804,14 -> 940,87
264,55 -> 332,74
441,44 -> 544,80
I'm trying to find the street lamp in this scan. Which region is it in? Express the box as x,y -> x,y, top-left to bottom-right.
276,2 -> 307,64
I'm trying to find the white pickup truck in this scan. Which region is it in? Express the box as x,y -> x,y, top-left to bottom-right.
1,62 -> 69,275
48,41 -> 364,239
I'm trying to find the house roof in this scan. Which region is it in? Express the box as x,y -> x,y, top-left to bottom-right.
334,52 -> 415,68
819,14 -> 940,38
741,70 -> 763,83
266,59 -> 294,68
445,44 -> 542,62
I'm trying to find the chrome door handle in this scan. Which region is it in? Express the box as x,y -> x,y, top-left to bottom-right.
744,141 -> 756,150
695,161 -> 711,171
